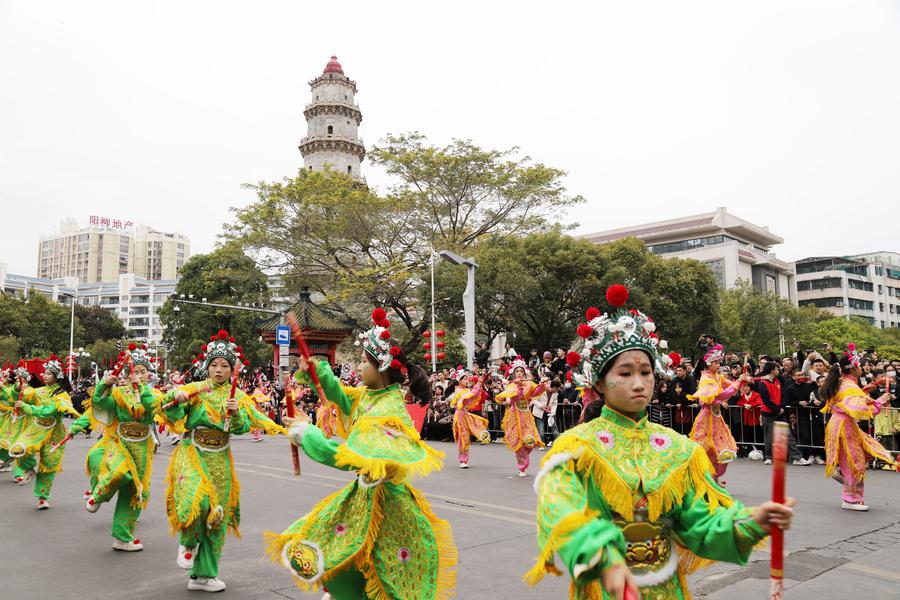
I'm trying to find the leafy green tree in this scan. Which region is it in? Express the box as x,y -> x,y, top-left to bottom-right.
228,135 -> 582,351
157,242 -> 272,368
75,305 -> 126,345
0,335 -> 22,364
86,339 -> 121,370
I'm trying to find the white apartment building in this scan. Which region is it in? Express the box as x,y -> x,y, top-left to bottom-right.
795,251 -> 900,329
38,217 -> 190,283
581,207 -> 796,301
1,262 -> 177,345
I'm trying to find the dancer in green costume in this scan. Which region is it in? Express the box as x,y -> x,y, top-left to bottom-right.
78,342 -> 163,551
0,364 -> 24,475
162,329 -> 284,593
5,355 -> 79,509
267,308 -> 457,600
525,285 -> 797,600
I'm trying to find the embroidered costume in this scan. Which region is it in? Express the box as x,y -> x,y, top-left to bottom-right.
79,343 -> 165,550
449,372 -> 490,467
3,355 -> 79,507
527,285 -> 770,599
161,330 -> 284,591
688,345 -> 739,480
822,344 -> 898,509
496,360 -> 547,476
267,309 -> 456,600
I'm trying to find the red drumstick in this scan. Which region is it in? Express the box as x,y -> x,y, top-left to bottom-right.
769,421 -> 789,600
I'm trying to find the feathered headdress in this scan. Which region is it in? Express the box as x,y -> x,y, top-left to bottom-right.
42,354 -> 63,378
192,329 -> 249,375
703,344 -> 725,365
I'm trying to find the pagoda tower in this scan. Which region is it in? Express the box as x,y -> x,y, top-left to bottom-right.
299,55 -> 366,179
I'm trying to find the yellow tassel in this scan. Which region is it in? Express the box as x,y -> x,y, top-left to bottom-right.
524,508 -> 599,585
226,447 -> 242,538
408,486 -> 458,600
165,444 -> 217,536
334,441 -> 444,484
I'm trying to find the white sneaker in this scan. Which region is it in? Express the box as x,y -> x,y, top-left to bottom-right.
538,447 -> 545,452
517,471 -> 527,478
177,545 -> 198,570
0,461 -> 11,473
841,501 -> 869,511
86,496 -> 101,513
814,456 -> 826,465
459,462 -> 468,468
764,459 -> 772,465
36,498 -> 49,510
112,538 -> 144,552
792,458 -> 812,466
18,469 -> 36,486
188,577 -> 226,592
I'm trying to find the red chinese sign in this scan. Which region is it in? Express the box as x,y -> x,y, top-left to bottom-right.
89,215 -> 134,230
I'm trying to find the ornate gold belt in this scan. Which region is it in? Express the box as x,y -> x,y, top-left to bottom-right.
618,520 -> 672,571
35,416 -> 57,429
117,421 -> 150,442
192,427 -> 229,451
711,405 -> 722,416
514,399 -> 528,410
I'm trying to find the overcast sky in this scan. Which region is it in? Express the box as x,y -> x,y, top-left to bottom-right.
2,1 -> 899,276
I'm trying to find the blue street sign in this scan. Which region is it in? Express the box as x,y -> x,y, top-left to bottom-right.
276,325 -> 291,346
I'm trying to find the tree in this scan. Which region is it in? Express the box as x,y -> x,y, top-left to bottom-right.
369,133 -> 584,248
0,292 -> 84,356
0,335 -> 21,364
157,243 -> 273,368
430,234 -> 719,356
228,135 -> 582,352
75,305 -> 126,345
86,339 -> 120,370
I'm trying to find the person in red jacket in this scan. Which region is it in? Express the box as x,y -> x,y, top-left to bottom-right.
757,362 -> 808,465
738,381 -> 763,456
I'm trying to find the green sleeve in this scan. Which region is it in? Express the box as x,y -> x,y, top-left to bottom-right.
25,401 -> 59,418
671,473 -> 768,564
536,464 -> 626,583
69,413 -> 90,434
296,361 -> 352,415
92,381 -> 115,413
300,425 -> 352,471
139,384 -> 158,412
163,388 -> 187,423
229,397 -> 251,435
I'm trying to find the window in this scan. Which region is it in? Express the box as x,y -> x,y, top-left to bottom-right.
847,298 -> 873,311
799,298 -> 845,308
797,277 -> 842,291
327,125 -> 334,135
847,279 -> 873,292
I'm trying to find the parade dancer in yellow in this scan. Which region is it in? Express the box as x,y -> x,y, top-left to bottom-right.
496,358 -> 548,477
449,370 -> 490,468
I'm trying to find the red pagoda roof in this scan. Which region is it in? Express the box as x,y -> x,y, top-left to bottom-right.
323,55 -> 344,75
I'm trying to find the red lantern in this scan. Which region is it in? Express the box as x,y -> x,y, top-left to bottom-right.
424,353 -> 432,361
436,351 -> 446,361
423,342 -> 431,350
436,340 -> 445,349
436,329 -> 446,337
423,330 -> 432,338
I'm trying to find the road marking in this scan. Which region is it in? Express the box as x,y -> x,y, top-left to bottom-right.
838,562 -> 900,582
234,460 -> 537,517
234,463 -> 536,526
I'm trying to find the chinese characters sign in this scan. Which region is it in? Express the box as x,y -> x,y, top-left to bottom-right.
89,215 -> 134,230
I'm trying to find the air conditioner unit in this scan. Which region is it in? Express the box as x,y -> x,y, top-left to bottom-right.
835,301 -> 844,307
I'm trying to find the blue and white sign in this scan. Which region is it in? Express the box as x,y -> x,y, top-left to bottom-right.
275,325 -> 291,346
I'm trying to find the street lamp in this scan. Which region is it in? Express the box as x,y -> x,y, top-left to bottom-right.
438,250 -> 478,369
74,347 -> 90,380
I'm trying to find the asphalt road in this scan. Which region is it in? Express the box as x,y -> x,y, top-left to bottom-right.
1,432 -> 898,599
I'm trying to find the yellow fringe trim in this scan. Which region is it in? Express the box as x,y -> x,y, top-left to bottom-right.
524,507 -> 600,585
548,436 -> 732,523
334,441 -> 444,484
165,443 -> 218,536
226,447 -> 242,537
409,486 -> 458,600
238,396 -> 285,436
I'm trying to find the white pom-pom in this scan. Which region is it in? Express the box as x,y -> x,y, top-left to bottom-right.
643,321 -> 656,333
659,340 -> 668,350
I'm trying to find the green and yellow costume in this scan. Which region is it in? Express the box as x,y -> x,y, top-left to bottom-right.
266,360 -> 457,600
526,405 -> 767,599
162,378 -> 284,579
4,382 -> 79,499
0,381 -> 21,471
78,380 -> 163,542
